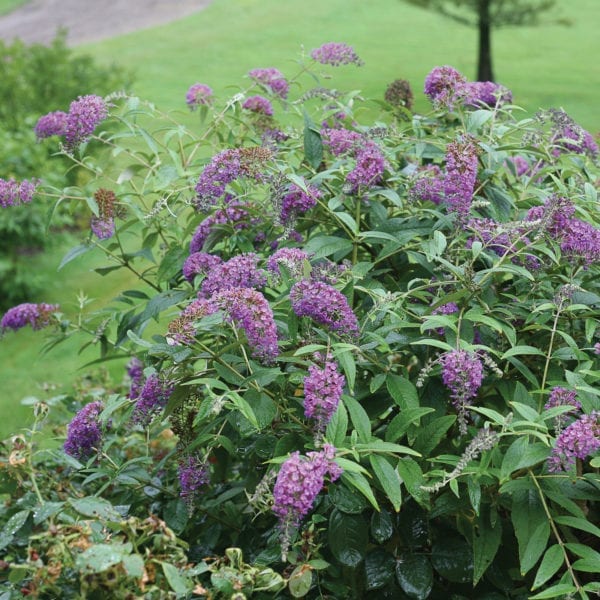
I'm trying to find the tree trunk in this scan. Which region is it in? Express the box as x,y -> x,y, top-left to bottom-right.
477,0 -> 494,81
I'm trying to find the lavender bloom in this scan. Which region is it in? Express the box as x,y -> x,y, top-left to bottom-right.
432,302 -> 459,336
167,298 -> 217,346
186,83 -> 213,108
408,165 -> 444,205
507,155 -> 532,177
280,182 -> 321,223
544,387 -> 581,433
0,177 -> 40,208
463,81 -> 512,107
214,287 -> 279,363
178,455 -> 209,502
424,65 -> 467,110
346,143 -> 386,193
1,302 -> 58,332
34,110 -> 68,139
242,95 -> 274,116
190,201 -> 253,253
595,342 -> 600,355
310,42 -> 363,67
248,67 -> 289,99
132,374 -> 175,426
267,247 -> 310,278
63,401 -> 105,461
273,445 -> 342,550
290,280 -> 358,337
304,359 -> 345,431
195,147 -> 272,208
183,252 -> 223,283
440,349 -> 484,434
548,411 -> 600,472
322,128 -> 363,156
200,253 -> 267,298
64,94 -> 108,151
126,357 -> 144,399
443,135 -> 479,220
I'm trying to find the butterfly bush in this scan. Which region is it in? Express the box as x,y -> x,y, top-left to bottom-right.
4,44 -> 600,599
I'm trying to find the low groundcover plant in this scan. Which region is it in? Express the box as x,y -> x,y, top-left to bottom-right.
0,45 -> 599,598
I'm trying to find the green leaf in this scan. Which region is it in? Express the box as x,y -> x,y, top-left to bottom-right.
431,536 -> 473,583
501,438 -> 550,481
288,564 -> 313,598
385,408 -> 435,442
365,548 -> 395,590
328,509 -> 368,567
303,235 -> 353,259
304,125 -> 323,169
69,497 -> 122,521
501,345 -> 545,360
413,415 -> 456,456
386,375 -> 419,409
329,482 -> 367,515
343,395 -> 371,443
473,512 -> 502,585
163,499 -> 188,535
396,553 -> 433,599
370,509 -> 394,544
369,454 -> 402,512
0,510 -> 30,551
161,562 -> 191,596
553,515 -> 600,538
528,583 -> 577,599
58,243 -> 92,270
122,554 -> 145,578
397,457 -> 427,505
326,400 -> 348,447
532,544 -> 564,590
140,289 -> 189,323
77,543 -> 129,573
157,246 -> 187,283
340,471 -> 379,511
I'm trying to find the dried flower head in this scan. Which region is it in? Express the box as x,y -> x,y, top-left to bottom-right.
384,79 -> 414,110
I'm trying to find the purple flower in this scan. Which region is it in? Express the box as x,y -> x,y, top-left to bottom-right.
408,165 -> 444,205
64,401 -> 105,461
310,42 -> 363,67
195,147 -> 272,208
183,252 -> 223,283
424,66 -> 467,110
248,67 -> 289,99
443,135 -> 479,220
304,359 -> 345,431
544,387 -> 581,433
126,357 -> 144,399
242,95 -> 274,116
463,81 -> 512,107
272,444 -> 341,545
190,200 -> 253,253
440,349 -> 484,434
322,128 -> 363,156
267,247 -> 310,278
131,374 -> 175,426
280,182 -> 321,223
34,110 -> 68,139
90,188 -> 119,240
595,342 -> 600,355
64,94 -> 108,152
346,143 -> 386,193
166,298 -> 217,346
507,155 -> 532,177
548,411 -> 600,472
199,253 -> 267,298
0,177 -> 40,208
186,83 -> 213,108
214,287 -> 279,363
290,280 -> 358,337
1,302 -> 59,332
178,455 -> 209,502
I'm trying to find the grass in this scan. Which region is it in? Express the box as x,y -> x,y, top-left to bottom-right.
0,0 -> 27,16
83,0 -> 600,131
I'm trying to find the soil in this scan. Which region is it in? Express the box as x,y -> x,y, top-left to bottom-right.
0,0 -> 213,46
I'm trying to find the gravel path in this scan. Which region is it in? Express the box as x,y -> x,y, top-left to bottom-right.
0,0 -> 213,46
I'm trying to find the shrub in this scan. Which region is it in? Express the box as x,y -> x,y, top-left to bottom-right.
1,51 -> 599,598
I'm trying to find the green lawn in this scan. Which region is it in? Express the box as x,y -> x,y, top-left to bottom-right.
0,0 -> 28,16
83,0 -> 600,131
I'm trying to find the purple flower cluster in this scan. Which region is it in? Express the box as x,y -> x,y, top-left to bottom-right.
595,342 -> 600,355
303,359 -> 345,431
424,66 -> 467,110
64,95 -> 108,152
34,110 -> 68,139
131,374 -> 175,426
214,287 -> 279,362
248,67 -> 289,99
463,81 -> 512,108
544,386 -> 581,432
190,200 -> 254,253
507,155 -> 532,177
408,165 -> 444,204
290,279 -> 358,337
432,302 -> 459,336
548,411 -> 600,472
541,109 -> 599,159
1,302 -> 59,332
0,177 -> 40,208
63,401 -> 105,461
199,253 -> 267,297
280,181 -> 321,224
178,455 -> 209,501
186,83 -> 213,109
443,136 -> 479,219
195,147 -> 272,208
559,128 -> 598,158
272,444 -> 342,532
183,252 -> 223,283
126,357 -> 144,399
90,188 -> 118,240
310,42 -> 363,67
167,298 -> 217,346
267,247 -> 310,278
242,95 -> 274,116
440,349 -> 484,434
